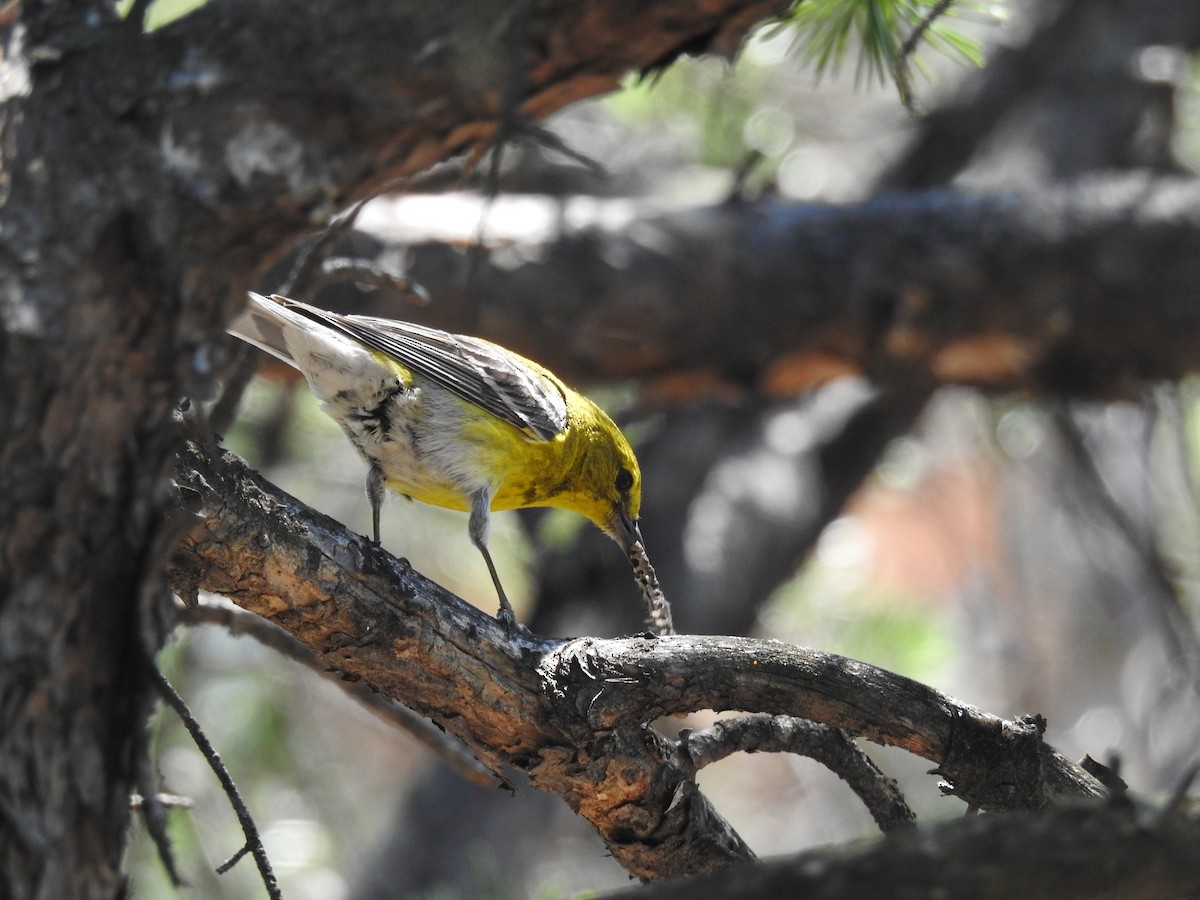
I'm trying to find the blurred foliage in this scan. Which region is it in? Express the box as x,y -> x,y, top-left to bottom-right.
762,520 -> 956,680
117,0 -> 209,30
610,55 -> 773,171
1173,59 -> 1200,174
604,4 -> 1004,199
781,0 -> 1006,106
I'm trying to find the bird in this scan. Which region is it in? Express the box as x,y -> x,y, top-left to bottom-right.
227,292 -> 673,636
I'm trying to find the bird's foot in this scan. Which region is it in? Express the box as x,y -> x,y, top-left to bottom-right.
495,605 -> 532,639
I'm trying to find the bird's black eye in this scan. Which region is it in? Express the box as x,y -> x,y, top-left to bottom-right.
615,467 -> 634,493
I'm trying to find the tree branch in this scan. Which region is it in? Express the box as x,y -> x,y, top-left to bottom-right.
107,0 -> 794,299
169,439 -> 754,879
613,799 -> 1200,900
151,667 -> 282,900
168,439 -> 1106,880
327,175 -> 1200,399
679,714 -> 915,833
176,600 -> 497,788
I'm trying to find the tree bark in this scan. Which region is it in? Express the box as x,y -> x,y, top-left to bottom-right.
168,440 -> 1107,880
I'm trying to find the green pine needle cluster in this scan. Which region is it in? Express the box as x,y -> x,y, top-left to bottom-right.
778,0 -> 1006,107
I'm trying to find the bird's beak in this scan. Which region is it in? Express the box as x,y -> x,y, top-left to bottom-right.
610,501 -> 642,554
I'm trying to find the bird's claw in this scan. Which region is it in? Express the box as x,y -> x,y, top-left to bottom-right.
495,606 -> 531,639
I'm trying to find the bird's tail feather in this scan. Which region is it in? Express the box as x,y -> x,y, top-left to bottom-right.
227,292 -> 304,369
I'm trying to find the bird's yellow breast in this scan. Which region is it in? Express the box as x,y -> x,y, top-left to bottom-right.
372,381 -> 570,509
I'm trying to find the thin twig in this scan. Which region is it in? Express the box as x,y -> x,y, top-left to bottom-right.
131,793 -> 195,810
462,0 -> 533,329
516,122 -> 607,177
151,667 -> 283,900
279,199 -> 371,299
679,714 -> 915,832
217,843 -> 253,875
893,0 -> 957,111
208,344 -> 261,437
1050,404 -> 1200,678
136,753 -> 186,887
725,150 -> 765,205
319,257 -> 431,304
899,0 -> 956,63
177,600 -> 497,788
123,0 -> 156,31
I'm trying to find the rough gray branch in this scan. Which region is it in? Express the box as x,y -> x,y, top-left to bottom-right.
168,439 -> 1106,880
679,715 -> 915,832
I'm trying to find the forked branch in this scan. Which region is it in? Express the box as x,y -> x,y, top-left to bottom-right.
168,439 -> 1105,880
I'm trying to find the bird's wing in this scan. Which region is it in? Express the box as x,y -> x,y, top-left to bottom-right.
272,296 -> 568,441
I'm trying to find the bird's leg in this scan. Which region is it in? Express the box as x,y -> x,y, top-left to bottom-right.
480,544 -> 516,634
469,489 -> 518,635
367,461 -> 385,544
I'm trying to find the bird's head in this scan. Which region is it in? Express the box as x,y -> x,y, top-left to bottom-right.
563,408 -> 643,553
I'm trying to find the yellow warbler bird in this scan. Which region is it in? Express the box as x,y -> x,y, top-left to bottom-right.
228,292 -> 673,636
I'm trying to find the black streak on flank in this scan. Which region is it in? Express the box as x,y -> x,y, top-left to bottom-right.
346,383 -> 406,443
